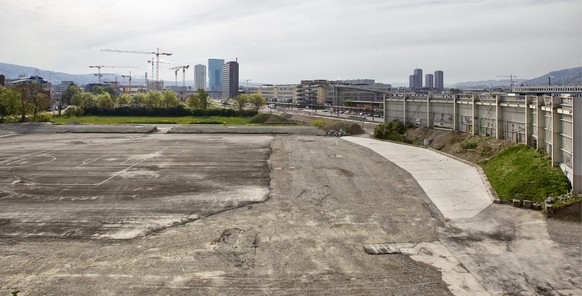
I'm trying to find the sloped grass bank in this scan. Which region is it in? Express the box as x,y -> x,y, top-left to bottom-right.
481,145 -> 571,203
374,124 -> 573,206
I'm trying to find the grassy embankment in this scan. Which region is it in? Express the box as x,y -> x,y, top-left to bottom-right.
374,121 -> 572,205
481,145 -> 571,203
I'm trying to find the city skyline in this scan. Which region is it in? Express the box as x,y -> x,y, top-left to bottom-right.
0,0 -> 580,85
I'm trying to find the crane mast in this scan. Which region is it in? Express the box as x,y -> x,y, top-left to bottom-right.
169,65 -> 190,100
121,71 -> 133,95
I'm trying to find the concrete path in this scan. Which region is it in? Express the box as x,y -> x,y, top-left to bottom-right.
344,136 -> 494,220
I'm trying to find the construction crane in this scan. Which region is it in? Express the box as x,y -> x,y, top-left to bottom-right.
170,65 -> 190,100
148,58 -> 170,90
120,72 -> 148,94
101,48 -> 173,90
89,65 -> 137,83
121,71 -> 134,95
496,74 -> 518,90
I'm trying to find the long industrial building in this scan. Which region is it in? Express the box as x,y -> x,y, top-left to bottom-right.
383,88 -> 582,194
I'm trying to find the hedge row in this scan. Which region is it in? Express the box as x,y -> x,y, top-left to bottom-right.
83,106 -> 258,117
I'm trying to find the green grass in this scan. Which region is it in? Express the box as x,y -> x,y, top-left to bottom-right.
310,119 -> 327,128
482,145 -> 571,202
51,116 -> 249,125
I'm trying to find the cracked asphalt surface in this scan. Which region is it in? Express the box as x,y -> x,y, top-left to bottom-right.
0,125 -> 580,295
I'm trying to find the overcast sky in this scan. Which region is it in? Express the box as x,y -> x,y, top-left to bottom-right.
1,0 -> 580,85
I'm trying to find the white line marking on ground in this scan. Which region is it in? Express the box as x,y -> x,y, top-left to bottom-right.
95,145 -> 173,187
78,154 -> 112,168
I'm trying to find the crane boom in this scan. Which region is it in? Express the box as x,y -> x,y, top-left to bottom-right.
89,65 -> 137,83
101,48 -> 172,90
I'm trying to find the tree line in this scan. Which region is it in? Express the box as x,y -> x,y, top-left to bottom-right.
0,82 -> 50,122
0,82 -> 268,122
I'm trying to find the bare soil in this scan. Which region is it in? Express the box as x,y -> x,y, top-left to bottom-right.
0,131 -> 449,295
405,127 -> 517,164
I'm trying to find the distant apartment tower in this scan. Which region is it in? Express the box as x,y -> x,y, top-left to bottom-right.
194,64 -> 206,90
425,74 -> 434,89
208,59 -> 224,91
414,69 -> 423,89
409,75 -> 417,89
434,70 -> 444,90
222,60 -> 239,99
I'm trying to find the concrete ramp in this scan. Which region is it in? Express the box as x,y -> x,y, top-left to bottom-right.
344,136 -> 494,220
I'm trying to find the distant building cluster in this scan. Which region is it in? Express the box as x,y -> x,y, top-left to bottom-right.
201,58 -> 239,99
247,79 -> 392,110
409,68 -> 444,90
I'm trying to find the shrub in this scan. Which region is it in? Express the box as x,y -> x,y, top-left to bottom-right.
64,106 -> 85,117
82,106 -> 257,118
34,112 -> 52,122
374,120 -> 411,143
463,141 -> 478,150
310,119 -> 327,128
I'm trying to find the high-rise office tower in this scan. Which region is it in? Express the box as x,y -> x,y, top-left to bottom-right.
425,74 -> 434,89
434,71 -> 444,90
413,69 -> 423,89
222,60 -> 239,99
194,64 -> 206,91
208,59 -> 224,91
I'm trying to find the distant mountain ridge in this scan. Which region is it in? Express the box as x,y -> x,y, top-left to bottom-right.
520,67 -> 582,87
2,62 -> 581,89
0,62 -> 100,85
452,67 -> 582,89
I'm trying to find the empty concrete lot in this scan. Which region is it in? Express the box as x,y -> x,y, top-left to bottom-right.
0,127 -> 448,295
0,125 -> 579,295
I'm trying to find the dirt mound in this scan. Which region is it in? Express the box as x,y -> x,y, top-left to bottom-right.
264,115 -> 292,124
323,121 -> 363,135
248,114 -> 291,124
405,127 -> 516,164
